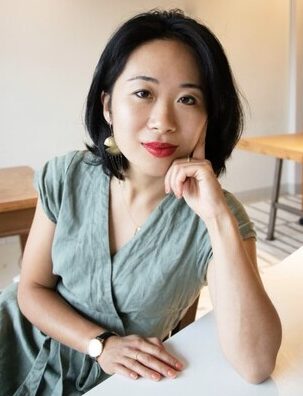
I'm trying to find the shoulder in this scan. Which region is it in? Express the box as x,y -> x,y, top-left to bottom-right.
34,150 -> 105,222
223,190 -> 246,213
42,150 -> 89,174
37,150 -> 104,181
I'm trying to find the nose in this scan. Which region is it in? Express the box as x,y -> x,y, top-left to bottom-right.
147,100 -> 176,133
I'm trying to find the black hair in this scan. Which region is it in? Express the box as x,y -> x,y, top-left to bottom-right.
85,9 -> 243,178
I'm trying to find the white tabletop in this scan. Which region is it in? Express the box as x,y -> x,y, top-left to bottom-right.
85,247 -> 303,396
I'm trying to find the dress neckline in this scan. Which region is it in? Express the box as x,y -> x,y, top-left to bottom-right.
105,174 -> 173,260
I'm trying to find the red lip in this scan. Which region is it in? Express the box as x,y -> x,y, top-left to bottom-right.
142,142 -> 178,158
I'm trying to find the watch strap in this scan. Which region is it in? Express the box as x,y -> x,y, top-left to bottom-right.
96,331 -> 117,344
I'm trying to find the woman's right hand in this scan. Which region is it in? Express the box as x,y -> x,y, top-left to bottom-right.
97,334 -> 183,381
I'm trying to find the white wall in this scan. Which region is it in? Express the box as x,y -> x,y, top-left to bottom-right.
293,0 -> 303,131
188,0 -> 291,197
0,0 -> 186,169
292,0 -> 303,187
0,0 -> 301,199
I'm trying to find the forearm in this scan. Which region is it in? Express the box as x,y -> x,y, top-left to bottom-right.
17,283 -> 184,382
17,284 -> 105,354
205,210 -> 282,382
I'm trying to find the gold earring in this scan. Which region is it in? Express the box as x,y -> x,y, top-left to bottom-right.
104,124 -> 121,156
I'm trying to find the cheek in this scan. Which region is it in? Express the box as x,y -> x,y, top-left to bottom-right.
111,108 -> 140,152
181,115 -> 206,138
113,101 -> 146,130
179,117 -> 206,153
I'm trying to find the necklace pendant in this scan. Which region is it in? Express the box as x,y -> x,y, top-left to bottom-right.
135,226 -> 141,234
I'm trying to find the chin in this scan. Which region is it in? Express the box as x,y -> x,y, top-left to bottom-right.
129,161 -> 170,178
125,153 -> 171,177
143,166 -> 169,178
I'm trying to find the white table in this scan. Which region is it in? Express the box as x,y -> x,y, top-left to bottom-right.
85,247 -> 303,396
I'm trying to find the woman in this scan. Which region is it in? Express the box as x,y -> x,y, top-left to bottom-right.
0,9 -> 281,395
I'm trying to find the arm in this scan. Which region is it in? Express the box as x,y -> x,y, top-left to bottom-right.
18,199 -> 105,353
18,199 -> 183,381
206,221 -> 281,383
164,138 -> 282,384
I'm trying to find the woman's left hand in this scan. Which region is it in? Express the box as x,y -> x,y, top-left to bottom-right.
164,136 -> 228,222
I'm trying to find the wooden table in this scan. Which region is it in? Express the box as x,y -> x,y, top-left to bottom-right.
0,166 -> 37,251
85,247 -> 303,396
237,133 -> 303,240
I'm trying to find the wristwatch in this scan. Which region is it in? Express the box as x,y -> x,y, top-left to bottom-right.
87,331 -> 117,359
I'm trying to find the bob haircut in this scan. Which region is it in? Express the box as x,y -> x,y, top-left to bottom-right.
85,9 -> 243,178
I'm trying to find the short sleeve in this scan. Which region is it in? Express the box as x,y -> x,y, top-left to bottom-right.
34,151 -> 78,223
223,191 -> 256,241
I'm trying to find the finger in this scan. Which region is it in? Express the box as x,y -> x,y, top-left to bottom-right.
165,156 -> 195,195
135,351 -> 178,379
173,168 -> 188,198
165,163 -> 180,196
141,340 -> 184,371
124,356 -> 162,381
167,166 -> 181,198
114,363 -> 140,380
147,337 -> 163,347
171,163 -> 199,199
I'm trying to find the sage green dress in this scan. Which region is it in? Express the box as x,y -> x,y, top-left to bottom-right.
0,151 -> 256,395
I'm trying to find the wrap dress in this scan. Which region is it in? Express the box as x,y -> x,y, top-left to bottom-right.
0,150 -> 256,395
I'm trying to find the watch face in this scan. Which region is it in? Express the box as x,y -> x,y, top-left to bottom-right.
88,338 -> 103,358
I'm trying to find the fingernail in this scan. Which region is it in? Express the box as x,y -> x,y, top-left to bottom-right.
175,362 -> 183,370
152,373 -> 161,381
130,373 -> 138,379
167,369 -> 176,378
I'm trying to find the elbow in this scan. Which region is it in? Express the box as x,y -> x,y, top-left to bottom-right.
237,357 -> 277,384
17,281 -> 36,319
232,322 -> 282,384
241,367 -> 274,385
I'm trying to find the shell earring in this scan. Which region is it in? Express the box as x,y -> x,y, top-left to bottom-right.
104,124 -> 121,156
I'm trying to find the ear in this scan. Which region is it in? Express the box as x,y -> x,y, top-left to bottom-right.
101,91 -> 111,124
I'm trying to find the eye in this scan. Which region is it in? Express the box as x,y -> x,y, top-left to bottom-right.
134,90 -> 152,99
178,95 -> 197,105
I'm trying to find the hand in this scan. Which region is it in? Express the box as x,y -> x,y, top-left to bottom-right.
97,334 -> 183,381
164,135 -> 229,222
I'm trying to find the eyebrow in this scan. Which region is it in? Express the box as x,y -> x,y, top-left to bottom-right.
127,76 -> 203,91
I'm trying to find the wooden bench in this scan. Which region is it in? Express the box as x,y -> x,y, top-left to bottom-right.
0,166 -> 37,251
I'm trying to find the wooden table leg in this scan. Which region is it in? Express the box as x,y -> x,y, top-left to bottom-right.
0,207 -> 35,255
267,159 -> 283,240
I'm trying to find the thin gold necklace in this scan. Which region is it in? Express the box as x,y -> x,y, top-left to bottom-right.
117,179 -> 142,235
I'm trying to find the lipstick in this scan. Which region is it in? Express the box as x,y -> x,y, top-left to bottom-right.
142,142 -> 178,158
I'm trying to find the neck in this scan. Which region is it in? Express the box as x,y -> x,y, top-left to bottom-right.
118,168 -> 166,205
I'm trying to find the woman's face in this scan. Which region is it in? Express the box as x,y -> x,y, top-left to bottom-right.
103,39 -> 207,177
